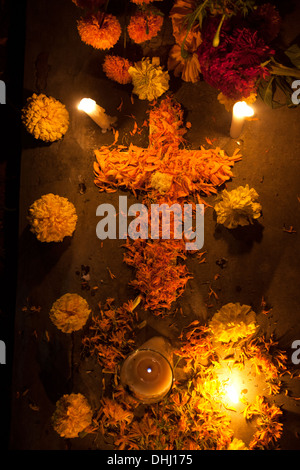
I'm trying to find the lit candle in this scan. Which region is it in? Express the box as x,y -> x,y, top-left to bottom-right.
225,383 -> 240,404
230,101 -> 254,139
78,98 -> 117,133
120,336 -> 173,404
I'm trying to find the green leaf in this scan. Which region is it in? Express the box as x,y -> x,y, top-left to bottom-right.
259,77 -> 274,107
258,77 -> 283,109
284,44 -> 300,69
274,76 -> 297,107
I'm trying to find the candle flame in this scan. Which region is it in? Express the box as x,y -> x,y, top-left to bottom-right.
225,383 -> 239,404
78,98 -> 96,113
233,101 -> 254,119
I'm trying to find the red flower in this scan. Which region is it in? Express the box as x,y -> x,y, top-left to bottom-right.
197,17 -> 275,100
250,3 -> 282,43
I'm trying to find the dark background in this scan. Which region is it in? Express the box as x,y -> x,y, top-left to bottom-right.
0,0 -> 26,450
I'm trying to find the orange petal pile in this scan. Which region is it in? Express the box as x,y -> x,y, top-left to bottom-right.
94,96 -> 241,200
82,298 -> 138,373
124,238 -> 191,312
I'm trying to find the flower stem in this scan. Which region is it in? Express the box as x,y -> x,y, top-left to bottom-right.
181,0 -> 210,58
212,14 -> 226,47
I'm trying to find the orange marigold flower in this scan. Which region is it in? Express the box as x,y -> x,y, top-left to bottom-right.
170,0 -> 201,50
127,11 -> 164,44
168,44 -> 201,83
77,12 -> 121,50
50,293 -> 91,333
103,55 -> 133,84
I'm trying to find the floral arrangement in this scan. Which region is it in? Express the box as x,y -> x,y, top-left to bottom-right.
168,1 -> 300,108
128,58 -> 170,101
94,105 -> 241,201
208,302 -> 259,343
93,97 -> 240,321
77,12 -> 121,50
214,184 -> 262,229
197,15 -> 275,101
51,393 -> 93,438
19,0 -> 300,453
27,193 -> 78,243
49,293 -> 91,333
80,309 -> 289,450
127,9 -> 164,44
102,54 -> 133,84
21,93 -> 69,142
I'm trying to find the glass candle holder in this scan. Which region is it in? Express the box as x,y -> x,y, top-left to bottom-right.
120,336 -> 174,404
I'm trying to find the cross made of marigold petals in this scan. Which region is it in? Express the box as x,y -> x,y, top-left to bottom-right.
93,95 -> 242,313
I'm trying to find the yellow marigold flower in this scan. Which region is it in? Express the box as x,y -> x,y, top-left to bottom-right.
27,193 -> 77,243
50,293 -> 91,333
209,302 -> 259,343
77,12 -> 121,50
52,393 -> 93,438
227,438 -> 248,450
127,11 -> 164,44
214,184 -> 262,229
103,55 -> 133,84
128,57 -> 169,101
218,92 -> 257,112
168,44 -> 201,83
150,171 -> 173,194
21,93 -> 69,142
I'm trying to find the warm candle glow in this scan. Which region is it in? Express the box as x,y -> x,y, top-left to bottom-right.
77,97 -> 117,133
233,101 -> 254,119
225,383 -> 240,404
230,101 -> 254,138
78,98 -> 96,113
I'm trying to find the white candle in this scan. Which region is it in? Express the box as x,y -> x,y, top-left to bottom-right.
78,98 -> 117,133
120,337 -> 173,404
230,101 -> 254,139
